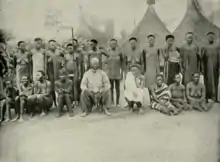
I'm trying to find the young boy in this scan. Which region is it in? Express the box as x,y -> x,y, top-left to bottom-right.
55,70 -> 74,118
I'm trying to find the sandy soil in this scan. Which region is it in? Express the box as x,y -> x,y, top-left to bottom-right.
0,104 -> 220,162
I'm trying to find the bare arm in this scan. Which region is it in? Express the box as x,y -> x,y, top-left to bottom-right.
45,82 -> 52,97
102,71 -> 110,91
186,84 -> 195,101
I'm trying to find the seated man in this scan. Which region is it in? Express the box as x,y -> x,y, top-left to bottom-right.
1,80 -> 19,122
186,73 -> 209,111
55,70 -> 74,118
169,73 -> 192,111
29,70 -> 53,117
17,76 -> 34,122
80,58 -> 111,117
124,64 -> 150,113
150,74 -> 180,115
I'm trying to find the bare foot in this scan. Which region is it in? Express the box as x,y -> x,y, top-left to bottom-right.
19,118 -> 24,122
40,112 -> 46,117
81,112 -> 89,117
104,110 -> 112,116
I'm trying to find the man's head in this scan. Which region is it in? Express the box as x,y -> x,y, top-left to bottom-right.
156,74 -> 164,86
48,39 -> 57,51
130,64 -> 141,77
185,32 -> 194,44
174,73 -> 181,84
147,34 -> 155,46
110,39 -> 117,49
5,80 -> 13,88
192,72 -> 200,83
34,38 -> 43,49
66,44 -> 74,54
129,37 -> 138,49
72,39 -> 78,48
36,70 -> 45,81
18,41 -> 26,51
59,70 -> 68,82
90,57 -> 99,70
21,76 -> 29,85
206,32 -> 215,43
90,39 -> 98,50
166,34 -> 175,46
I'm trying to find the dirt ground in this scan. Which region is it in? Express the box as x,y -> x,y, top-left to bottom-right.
0,104 -> 220,162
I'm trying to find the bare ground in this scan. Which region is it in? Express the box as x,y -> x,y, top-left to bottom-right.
0,104 -> 220,162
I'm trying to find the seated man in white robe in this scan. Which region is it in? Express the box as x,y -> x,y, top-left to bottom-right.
80,58 -> 111,117
124,64 -> 150,113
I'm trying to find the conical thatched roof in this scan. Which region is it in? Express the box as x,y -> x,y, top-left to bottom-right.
121,4 -> 170,54
173,0 -> 220,46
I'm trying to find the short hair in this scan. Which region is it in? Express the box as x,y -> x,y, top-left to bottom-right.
90,39 -> 98,44
66,43 -> 73,48
174,73 -> 181,79
147,34 -> 155,39
48,39 -> 56,43
186,32 -> 193,36
129,37 -> 137,42
130,64 -> 141,70
165,34 -> 175,41
37,70 -> 45,77
72,39 -> 78,43
59,69 -> 68,76
192,72 -> 200,77
156,74 -> 164,79
17,41 -> 25,46
206,32 -> 215,36
110,38 -> 117,42
34,38 -> 42,42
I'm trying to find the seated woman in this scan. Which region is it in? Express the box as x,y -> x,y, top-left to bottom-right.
169,73 -> 192,111
150,74 -> 180,115
124,64 -> 150,113
186,73 -> 209,111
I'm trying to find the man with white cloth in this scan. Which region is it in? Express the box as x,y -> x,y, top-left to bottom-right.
124,64 -> 150,113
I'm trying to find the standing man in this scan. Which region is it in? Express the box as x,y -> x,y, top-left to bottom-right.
163,35 -> 181,85
106,39 -> 123,106
80,58 -> 111,117
46,40 -> 63,107
30,38 -> 46,82
143,34 -> 160,87
180,32 -> 200,85
15,41 -> 32,90
86,39 -> 109,70
201,32 -> 220,102
124,37 -> 144,75
0,46 -> 7,95
64,43 -> 81,106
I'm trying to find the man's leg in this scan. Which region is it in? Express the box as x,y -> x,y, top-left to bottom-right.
110,79 -> 114,104
5,98 -> 13,122
57,94 -> 65,118
115,79 -> 120,106
1,100 -> 6,122
28,95 -> 37,117
73,77 -> 79,106
100,89 -> 111,116
39,97 -> 53,116
80,90 -> 94,117
64,94 -> 74,118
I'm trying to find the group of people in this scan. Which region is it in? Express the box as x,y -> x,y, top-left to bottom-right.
0,30 -> 219,123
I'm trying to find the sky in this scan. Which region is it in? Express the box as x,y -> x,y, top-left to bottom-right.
0,0 -> 220,41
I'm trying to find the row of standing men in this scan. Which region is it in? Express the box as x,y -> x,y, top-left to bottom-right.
0,31 -> 219,121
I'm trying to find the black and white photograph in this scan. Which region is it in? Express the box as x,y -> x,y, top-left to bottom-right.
0,0 -> 220,161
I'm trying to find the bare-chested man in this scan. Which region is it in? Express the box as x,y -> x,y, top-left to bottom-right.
29,70 -> 53,117
186,73 -> 209,112
18,76 -> 34,121
169,73 -> 192,111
